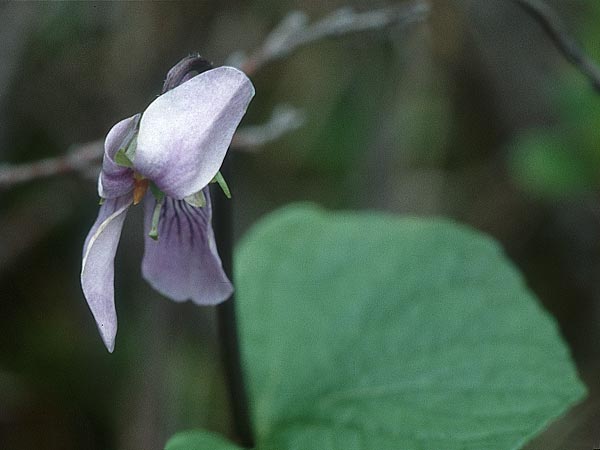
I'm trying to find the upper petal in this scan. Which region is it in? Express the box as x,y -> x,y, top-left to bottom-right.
98,114 -> 140,199
141,190 -> 233,304
134,67 -> 255,199
81,195 -> 132,352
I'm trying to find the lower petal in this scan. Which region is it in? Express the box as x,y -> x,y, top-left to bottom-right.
81,195 -> 132,352
141,191 -> 233,305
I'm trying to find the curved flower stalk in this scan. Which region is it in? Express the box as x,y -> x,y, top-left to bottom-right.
81,60 -> 255,352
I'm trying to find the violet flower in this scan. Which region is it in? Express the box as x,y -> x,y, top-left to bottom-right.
81,61 -> 254,352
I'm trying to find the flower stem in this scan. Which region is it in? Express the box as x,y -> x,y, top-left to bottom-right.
212,154 -> 255,448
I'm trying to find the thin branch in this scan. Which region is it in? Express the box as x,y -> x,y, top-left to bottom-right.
212,154 -> 255,448
0,2 -> 430,190
237,1 -> 430,75
0,104 -> 305,190
231,104 -> 305,150
0,140 -> 103,190
514,0 -> 600,91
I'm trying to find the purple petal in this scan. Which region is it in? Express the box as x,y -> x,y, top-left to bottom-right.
98,114 -> 140,199
135,67 -> 254,199
81,195 -> 132,352
141,190 -> 233,304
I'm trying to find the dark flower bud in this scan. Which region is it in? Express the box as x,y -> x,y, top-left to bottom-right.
161,54 -> 214,93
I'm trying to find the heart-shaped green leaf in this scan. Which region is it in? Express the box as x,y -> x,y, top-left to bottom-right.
167,204 -> 585,450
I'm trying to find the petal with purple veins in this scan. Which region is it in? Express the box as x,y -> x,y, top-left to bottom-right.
141,190 -> 233,304
81,195 -> 132,352
134,67 -> 254,199
99,114 -> 140,199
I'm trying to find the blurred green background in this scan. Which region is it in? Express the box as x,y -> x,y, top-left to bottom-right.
1,1 -> 600,449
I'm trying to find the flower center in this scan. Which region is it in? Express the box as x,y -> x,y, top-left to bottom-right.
133,173 -> 149,205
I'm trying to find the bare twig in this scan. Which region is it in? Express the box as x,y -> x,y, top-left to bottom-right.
0,104 -> 306,190
514,0 -> 600,91
0,2 -> 430,190
0,140 -> 103,190
231,104 -> 305,150
237,1 -> 430,75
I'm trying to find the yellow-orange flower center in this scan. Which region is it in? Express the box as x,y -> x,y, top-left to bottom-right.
133,173 -> 149,205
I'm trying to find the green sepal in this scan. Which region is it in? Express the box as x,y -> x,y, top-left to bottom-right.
148,196 -> 164,241
149,182 -> 165,202
147,182 -> 166,240
114,149 -> 134,168
212,171 -> 231,198
98,197 -> 105,205
114,134 -> 138,168
184,190 -> 206,208
124,135 -> 137,160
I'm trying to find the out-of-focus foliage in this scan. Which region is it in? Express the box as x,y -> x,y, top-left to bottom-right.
506,2 -> 600,202
509,79 -> 600,199
168,204 -> 585,450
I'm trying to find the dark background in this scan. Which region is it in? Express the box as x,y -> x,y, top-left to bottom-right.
0,1 -> 599,449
